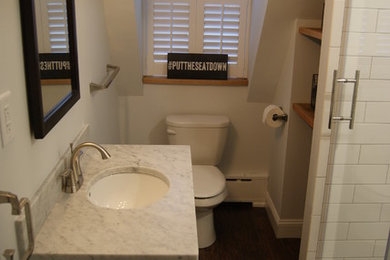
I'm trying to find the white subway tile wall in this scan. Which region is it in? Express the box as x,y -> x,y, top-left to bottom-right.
316,0 -> 390,258
348,223 -> 390,240
318,240 -> 376,258
381,204 -> 390,221
329,144 -> 360,164
328,165 -> 388,184
301,0 -> 347,258
319,222 -> 349,240
346,0 -> 390,9
377,10 -> 390,33
343,8 -> 377,33
325,184 -> 355,203
371,57 -> 390,79
339,56 -> 372,79
359,145 -> 390,164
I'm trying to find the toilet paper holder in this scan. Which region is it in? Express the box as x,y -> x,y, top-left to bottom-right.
272,113 -> 288,122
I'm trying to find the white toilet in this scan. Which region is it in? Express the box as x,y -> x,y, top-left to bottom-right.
166,114 -> 229,248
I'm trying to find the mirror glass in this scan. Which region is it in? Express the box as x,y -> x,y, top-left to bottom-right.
20,0 -> 80,139
35,0 -> 72,115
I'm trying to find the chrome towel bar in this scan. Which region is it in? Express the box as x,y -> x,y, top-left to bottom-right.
90,64 -> 120,90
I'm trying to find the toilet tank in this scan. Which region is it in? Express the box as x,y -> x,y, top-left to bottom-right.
166,115 -> 229,165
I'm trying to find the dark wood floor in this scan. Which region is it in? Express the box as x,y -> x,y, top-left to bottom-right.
199,203 -> 301,260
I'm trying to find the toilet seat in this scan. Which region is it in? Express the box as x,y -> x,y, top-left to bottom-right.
192,165 -> 227,207
195,188 -> 227,208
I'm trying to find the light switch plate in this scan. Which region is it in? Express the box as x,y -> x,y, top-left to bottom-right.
0,91 -> 14,147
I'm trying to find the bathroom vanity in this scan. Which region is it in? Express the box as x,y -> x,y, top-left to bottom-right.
31,145 -> 198,260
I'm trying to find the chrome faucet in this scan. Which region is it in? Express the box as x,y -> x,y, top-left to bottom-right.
0,191 -> 21,215
62,142 -> 111,193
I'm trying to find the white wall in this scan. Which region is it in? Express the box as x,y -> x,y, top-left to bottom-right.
103,0 -> 143,96
0,1 -> 119,258
248,0 -> 323,102
247,0 -> 268,81
121,84 -> 271,178
268,19 -> 321,221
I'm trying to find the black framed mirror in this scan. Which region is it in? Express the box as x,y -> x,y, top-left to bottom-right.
19,0 -> 80,139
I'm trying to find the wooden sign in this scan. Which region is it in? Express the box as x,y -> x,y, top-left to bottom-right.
39,53 -> 71,79
167,53 -> 228,80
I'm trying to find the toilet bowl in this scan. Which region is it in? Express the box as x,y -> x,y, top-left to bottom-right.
166,114 -> 229,248
193,165 -> 227,248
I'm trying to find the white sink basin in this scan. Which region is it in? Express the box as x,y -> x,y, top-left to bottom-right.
88,167 -> 169,209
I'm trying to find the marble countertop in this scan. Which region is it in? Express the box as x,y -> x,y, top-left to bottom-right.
31,145 -> 198,260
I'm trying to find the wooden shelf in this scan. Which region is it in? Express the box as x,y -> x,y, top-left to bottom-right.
143,76 -> 248,86
293,103 -> 314,128
299,27 -> 322,41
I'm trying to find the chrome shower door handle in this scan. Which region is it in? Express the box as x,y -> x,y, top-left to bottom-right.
328,70 -> 360,129
348,70 -> 360,129
328,70 -> 338,129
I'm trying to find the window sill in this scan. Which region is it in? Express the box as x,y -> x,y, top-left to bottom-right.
142,76 -> 248,86
41,79 -> 71,85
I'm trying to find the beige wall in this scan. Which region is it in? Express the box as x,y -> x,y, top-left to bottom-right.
121,84 -> 271,178
248,0 -> 268,81
267,19 -> 320,221
109,1 -> 269,179
0,1 -> 119,258
103,0 -> 143,96
248,0 -> 323,102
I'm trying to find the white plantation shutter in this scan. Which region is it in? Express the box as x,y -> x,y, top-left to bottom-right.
46,0 -> 69,53
145,0 -> 249,77
147,0 -> 195,75
199,0 -> 249,77
35,0 -> 69,53
202,3 -> 240,64
152,1 -> 190,62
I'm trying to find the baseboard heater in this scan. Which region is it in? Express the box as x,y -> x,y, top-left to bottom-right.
224,177 -> 267,206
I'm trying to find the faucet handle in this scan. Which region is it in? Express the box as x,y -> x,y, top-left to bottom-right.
61,169 -> 75,193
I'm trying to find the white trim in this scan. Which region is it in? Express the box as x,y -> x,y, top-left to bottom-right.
265,191 -> 303,238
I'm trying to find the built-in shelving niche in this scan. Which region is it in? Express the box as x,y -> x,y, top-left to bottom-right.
292,27 -> 322,129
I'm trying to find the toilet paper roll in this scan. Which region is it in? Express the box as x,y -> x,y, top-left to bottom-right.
262,105 -> 284,128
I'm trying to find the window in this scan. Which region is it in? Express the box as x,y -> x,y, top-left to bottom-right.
35,0 -> 69,53
145,0 -> 250,78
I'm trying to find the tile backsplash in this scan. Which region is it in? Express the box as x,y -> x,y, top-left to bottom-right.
15,125 -> 89,256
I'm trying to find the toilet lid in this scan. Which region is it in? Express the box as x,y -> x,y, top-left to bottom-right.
166,114 -> 229,128
192,165 -> 226,199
